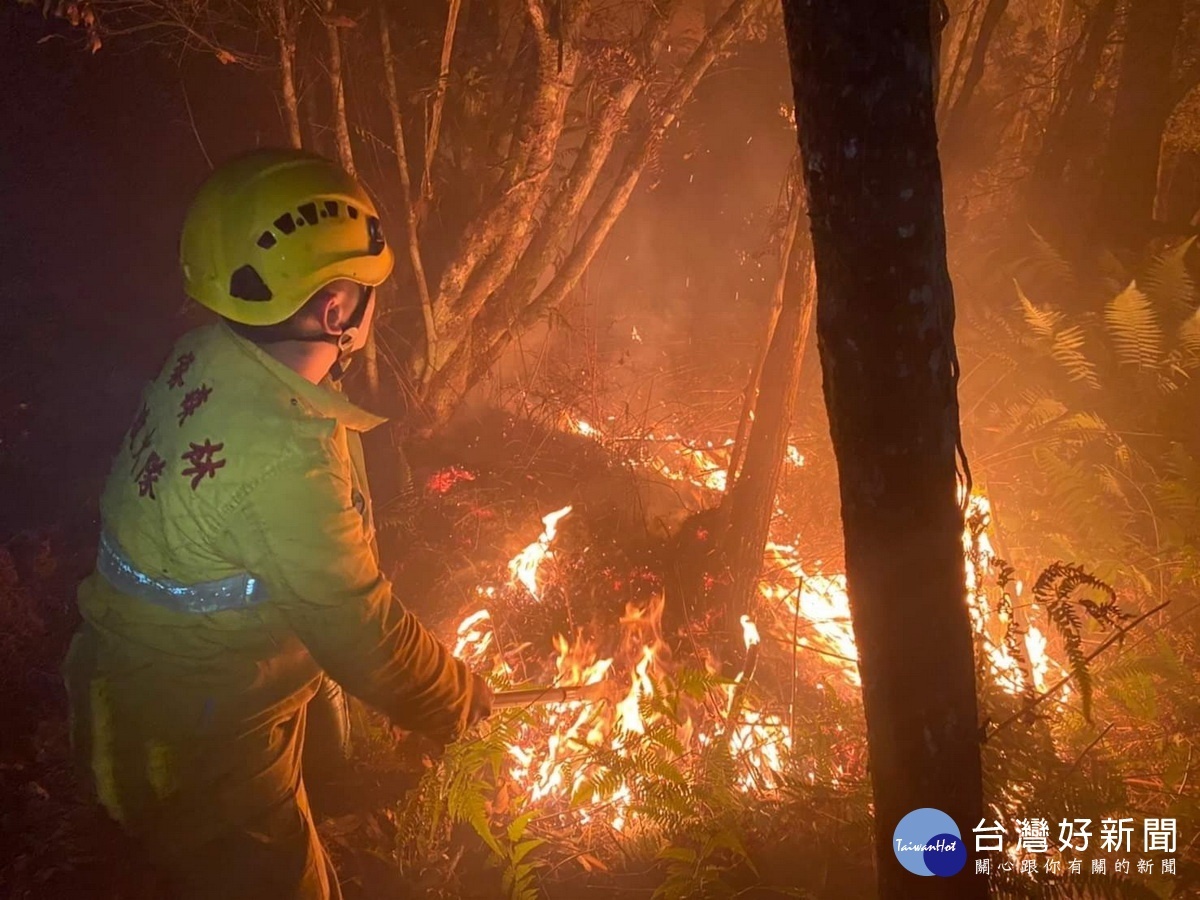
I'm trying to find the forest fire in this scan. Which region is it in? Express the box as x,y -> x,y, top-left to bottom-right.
8,0 -> 1195,892
442,423 -> 1067,836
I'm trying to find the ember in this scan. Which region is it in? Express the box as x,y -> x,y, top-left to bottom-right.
426,465 -> 477,495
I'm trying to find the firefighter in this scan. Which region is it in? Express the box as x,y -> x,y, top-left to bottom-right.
63,149 -> 491,900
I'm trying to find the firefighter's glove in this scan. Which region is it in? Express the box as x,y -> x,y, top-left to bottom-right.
467,672 -> 494,729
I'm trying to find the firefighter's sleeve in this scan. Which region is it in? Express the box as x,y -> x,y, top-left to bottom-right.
231,443 -> 477,740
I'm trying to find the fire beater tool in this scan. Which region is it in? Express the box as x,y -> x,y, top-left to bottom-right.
490,682 -> 610,709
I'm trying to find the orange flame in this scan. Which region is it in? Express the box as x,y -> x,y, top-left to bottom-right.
508,505 -> 573,600
740,614 -> 761,649
443,421 -> 1068,836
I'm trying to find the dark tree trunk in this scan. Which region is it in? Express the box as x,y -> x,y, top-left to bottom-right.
1092,0 -> 1185,248
1027,0 -> 1118,243
940,0 -> 1010,153
936,0 -> 980,121
780,1 -> 985,898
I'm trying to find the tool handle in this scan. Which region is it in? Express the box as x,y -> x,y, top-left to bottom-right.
491,682 -> 610,709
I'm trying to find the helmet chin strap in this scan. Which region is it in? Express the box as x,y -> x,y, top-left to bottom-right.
285,285 -> 374,382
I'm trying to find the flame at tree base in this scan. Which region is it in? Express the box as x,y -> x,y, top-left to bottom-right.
436,422 -> 1066,837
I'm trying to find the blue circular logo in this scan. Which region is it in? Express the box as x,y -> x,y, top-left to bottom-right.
893,808 -> 966,877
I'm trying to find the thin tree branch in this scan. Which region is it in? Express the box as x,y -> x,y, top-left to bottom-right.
941,0 -> 1010,147
421,0 -> 463,204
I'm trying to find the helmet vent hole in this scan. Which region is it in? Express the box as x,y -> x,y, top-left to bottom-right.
229,265 -> 273,302
256,231 -> 277,250
347,205 -> 359,220
324,201 -> 339,218
298,202 -> 319,226
273,213 -> 297,235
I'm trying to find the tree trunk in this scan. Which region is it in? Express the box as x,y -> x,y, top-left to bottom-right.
322,0 -> 357,178
1091,0 -> 1185,248
719,248 -> 814,653
379,0 -> 436,376
275,0 -> 302,149
1027,0 -> 1117,241
940,0 -> 1010,151
727,156 -> 803,496
423,0 -> 765,421
424,0 -> 586,378
475,0 -> 681,333
781,1 -> 985,897
936,0 -> 980,121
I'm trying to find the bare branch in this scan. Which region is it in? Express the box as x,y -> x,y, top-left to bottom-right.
421,0 -> 463,204
75,0 -> 266,66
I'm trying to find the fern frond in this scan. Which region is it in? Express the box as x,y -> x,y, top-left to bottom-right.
1177,308 -> 1200,366
1104,281 -> 1162,370
1058,411 -> 1110,434
1050,325 -> 1101,389
1016,280 -> 1063,340
1024,226 -> 1076,290
1153,478 -> 1200,519
1141,235 -> 1196,316
1033,562 -> 1129,722
1096,466 -> 1126,500
1022,392 -> 1070,432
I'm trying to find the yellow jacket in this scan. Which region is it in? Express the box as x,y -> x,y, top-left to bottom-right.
70,322 -> 475,828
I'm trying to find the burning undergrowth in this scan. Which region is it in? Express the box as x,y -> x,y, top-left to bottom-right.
369,409 -> 874,895
364,407 -> 1097,898
0,404 -> 1158,899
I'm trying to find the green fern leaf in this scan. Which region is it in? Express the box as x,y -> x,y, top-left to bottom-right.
1104,280 -> 1162,370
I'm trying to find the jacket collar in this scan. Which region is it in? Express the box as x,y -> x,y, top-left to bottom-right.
218,322 -> 387,433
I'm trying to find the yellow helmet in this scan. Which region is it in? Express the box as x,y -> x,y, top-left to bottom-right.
180,149 -> 395,326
